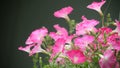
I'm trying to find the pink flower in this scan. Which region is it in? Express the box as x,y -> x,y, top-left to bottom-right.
18,43 -> 43,56
99,49 -> 116,68
18,27 -> 48,56
26,27 -> 48,45
49,38 -> 66,63
54,6 -> 73,20
87,0 -> 106,15
113,20 -> 120,35
49,24 -> 73,43
107,33 -> 120,51
97,27 -> 112,46
76,16 -> 99,35
74,35 -> 94,51
67,49 -> 86,64
52,38 -> 66,54
18,44 -> 34,53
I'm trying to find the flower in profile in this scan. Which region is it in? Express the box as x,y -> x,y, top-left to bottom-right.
113,20 -> 120,35
74,35 -> 94,51
87,0 -> 106,15
54,6 -> 73,21
26,27 -> 48,45
18,27 -> 48,56
67,49 -> 86,64
99,49 -> 116,68
76,16 -> 99,35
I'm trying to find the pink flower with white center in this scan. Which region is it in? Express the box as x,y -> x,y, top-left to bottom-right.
74,35 -> 94,51
113,20 -> 120,35
87,0 -> 106,15
97,27 -> 112,46
107,33 -> 120,51
67,49 -> 86,64
99,49 -> 116,68
26,27 -> 48,45
54,6 -> 73,21
76,16 -> 99,35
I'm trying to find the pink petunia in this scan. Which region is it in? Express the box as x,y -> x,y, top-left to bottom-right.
107,33 -> 120,51
49,24 -> 74,44
97,27 -> 112,46
76,16 -> 99,35
74,35 -> 94,51
26,27 -> 48,45
87,0 -> 106,15
99,49 -> 116,68
18,27 -> 48,56
113,20 -> 120,35
54,6 -> 73,20
67,49 -> 86,64
49,38 -> 66,63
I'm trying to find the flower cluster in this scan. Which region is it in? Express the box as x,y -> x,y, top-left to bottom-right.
18,0 -> 120,68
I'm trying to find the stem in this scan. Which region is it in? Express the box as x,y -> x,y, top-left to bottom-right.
32,53 -> 39,68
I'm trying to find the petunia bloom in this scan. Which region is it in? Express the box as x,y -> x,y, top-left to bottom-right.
49,24 -> 74,43
113,20 -> 120,35
99,49 -> 116,68
18,27 -> 48,56
25,27 -> 48,45
107,33 -> 120,51
74,35 -> 94,51
97,27 -> 112,46
76,16 -> 99,35
87,0 -> 106,15
49,38 -> 66,63
54,6 -> 73,21
67,49 -> 86,64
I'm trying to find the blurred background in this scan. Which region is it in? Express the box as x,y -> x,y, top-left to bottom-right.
1,0 -> 120,68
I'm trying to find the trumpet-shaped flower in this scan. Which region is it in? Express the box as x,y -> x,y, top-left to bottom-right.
76,16 -> 99,35
99,49 -> 116,68
67,49 -> 86,64
87,0 -> 106,15
18,27 -> 48,56
113,20 -> 120,35
26,27 -> 48,45
54,6 -> 73,20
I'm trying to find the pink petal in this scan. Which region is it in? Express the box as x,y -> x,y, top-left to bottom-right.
67,49 -> 86,64
87,0 -> 106,14
26,27 -> 48,45
99,49 -> 116,68
54,6 -> 73,18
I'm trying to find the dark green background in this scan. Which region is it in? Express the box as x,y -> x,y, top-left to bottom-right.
1,0 -> 120,68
